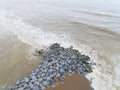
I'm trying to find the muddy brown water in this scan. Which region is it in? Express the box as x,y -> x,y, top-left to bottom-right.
0,30 -> 92,90
0,30 -> 43,90
0,0 -> 120,90
46,74 -> 93,90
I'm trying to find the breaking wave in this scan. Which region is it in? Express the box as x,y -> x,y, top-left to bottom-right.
0,9 -> 120,90
0,10 -> 73,48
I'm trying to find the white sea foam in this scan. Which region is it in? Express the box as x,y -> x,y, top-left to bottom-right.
0,10 -> 73,49
0,9 -> 120,90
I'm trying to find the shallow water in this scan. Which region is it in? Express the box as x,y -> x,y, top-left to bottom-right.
0,26 -> 43,89
46,74 -> 93,90
0,0 -> 120,90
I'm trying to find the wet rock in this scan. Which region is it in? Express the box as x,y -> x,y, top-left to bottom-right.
17,87 -> 24,90
51,80 -> 56,90
59,77 -> 64,83
24,77 -> 29,82
42,81 -> 47,86
41,85 -> 45,90
59,68 -> 65,73
32,86 -> 39,90
24,88 -> 30,90
11,43 -> 95,90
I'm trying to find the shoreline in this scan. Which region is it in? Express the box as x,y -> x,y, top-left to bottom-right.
11,43 -> 95,90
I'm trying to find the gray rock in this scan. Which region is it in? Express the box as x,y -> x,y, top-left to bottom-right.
35,81 -> 39,85
41,85 -> 45,90
25,88 -> 30,90
11,43 -> 95,90
29,83 -> 33,88
32,76 -> 37,81
24,77 -> 29,82
43,81 -> 47,86
47,77 -> 51,81
32,86 -> 39,90
23,83 -> 28,88
35,68 -> 39,73
60,68 -> 65,73
59,77 -> 64,83
17,87 -> 24,90
38,78 -> 43,82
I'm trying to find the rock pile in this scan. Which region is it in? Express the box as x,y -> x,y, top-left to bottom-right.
11,43 -> 95,90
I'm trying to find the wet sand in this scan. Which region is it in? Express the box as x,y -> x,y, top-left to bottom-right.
0,31 -> 43,89
46,74 -> 93,90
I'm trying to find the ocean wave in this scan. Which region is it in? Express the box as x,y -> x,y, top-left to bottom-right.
0,10 -> 73,49
0,9 -> 120,90
69,21 -> 120,36
71,9 -> 120,19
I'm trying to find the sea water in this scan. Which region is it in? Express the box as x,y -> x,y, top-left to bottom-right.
0,0 -> 120,90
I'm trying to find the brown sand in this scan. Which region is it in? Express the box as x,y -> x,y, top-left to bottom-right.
46,74 -> 93,90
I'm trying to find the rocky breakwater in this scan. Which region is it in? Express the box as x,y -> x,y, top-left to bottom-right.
11,43 -> 95,90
